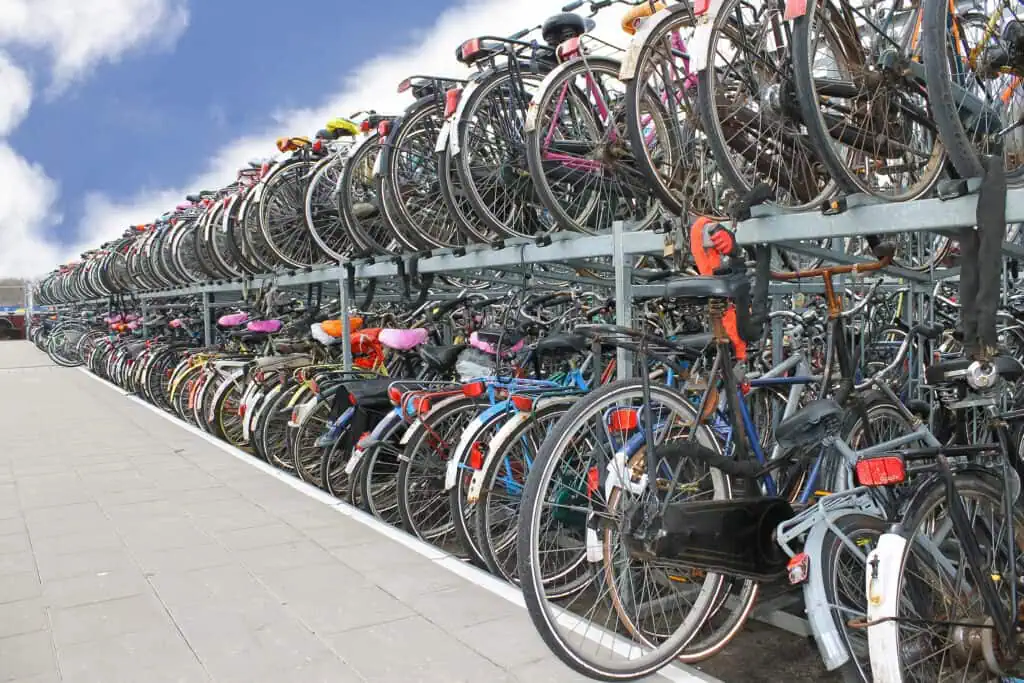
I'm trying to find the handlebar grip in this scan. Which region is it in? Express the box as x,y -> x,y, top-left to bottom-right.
910,322 -> 945,340
430,295 -> 471,319
528,293 -> 573,309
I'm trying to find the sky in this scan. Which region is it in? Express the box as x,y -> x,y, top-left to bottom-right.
0,0 -> 633,279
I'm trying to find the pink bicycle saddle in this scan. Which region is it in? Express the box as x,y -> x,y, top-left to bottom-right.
470,331 -> 525,355
379,328 -> 429,351
246,319 -> 282,334
217,312 -> 249,327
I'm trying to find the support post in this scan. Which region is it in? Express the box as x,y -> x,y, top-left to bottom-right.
203,292 -> 214,347
612,220 -> 632,379
338,270 -> 353,372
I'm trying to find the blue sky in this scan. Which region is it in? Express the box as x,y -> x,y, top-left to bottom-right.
9,0 -> 453,246
0,0 -> 618,277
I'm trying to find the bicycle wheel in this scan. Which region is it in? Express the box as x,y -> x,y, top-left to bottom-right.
525,56 -> 661,234
454,69 -> 551,238
792,0 -> 945,202
304,155 -> 354,261
884,472 -> 1024,681
474,396 -> 580,589
624,2 -> 730,217
516,378 -> 731,680
817,512 -> 887,683
386,100 -> 468,248
922,0 -> 1024,184
697,0 -> 836,209
259,160 -> 329,268
397,395 -> 485,547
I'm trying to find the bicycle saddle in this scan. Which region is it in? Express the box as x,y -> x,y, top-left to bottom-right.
419,344 -> 466,370
774,399 -> 843,451
217,312 -> 249,328
379,328 -> 429,351
246,319 -> 283,334
470,330 -> 525,355
534,333 -> 587,355
658,275 -> 750,301
541,13 -> 592,46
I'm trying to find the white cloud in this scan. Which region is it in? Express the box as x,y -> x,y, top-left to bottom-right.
0,53 -> 31,136
0,0 -> 190,91
0,0 -> 190,278
74,0 -> 635,255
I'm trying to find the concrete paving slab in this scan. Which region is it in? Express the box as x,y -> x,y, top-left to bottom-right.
0,344 -> 697,683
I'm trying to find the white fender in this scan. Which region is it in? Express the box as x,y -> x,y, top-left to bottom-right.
466,411 -> 532,503
448,77 -> 485,157
524,56 -> 623,133
689,1 -> 726,74
434,119 -> 452,154
445,411 -> 490,491
466,395 -> 578,503
866,532 -> 907,683
619,6 -> 680,80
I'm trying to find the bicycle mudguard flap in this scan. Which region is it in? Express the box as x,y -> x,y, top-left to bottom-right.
642,497 -> 795,582
799,511 -> 854,671
866,533 -> 906,683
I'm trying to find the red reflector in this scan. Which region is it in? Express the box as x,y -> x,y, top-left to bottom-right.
360,119 -> 371,133
388,385 -> 402,404
462,381 -> 486,398
855,456 -> 906,487
290,410 -> 298,423
783,0 -> 808,19
254,370 -> 264,382
693,0 -> 711,13
397,78 -> 411,93
444,88 -> 461,118
787,553 -> 809,584
608,408 -> 639,432
461,38 -> 481,60
239,404 -> 246,417
377,120 -> 390,138
510,395 -> 534,412
260,162 -> 270,177
312,139 -> 323,153
412,396 -> 431,414
469,442 -> 484,469
586,466 -> 599,497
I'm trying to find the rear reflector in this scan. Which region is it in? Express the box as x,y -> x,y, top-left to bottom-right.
855,456 -> 906,487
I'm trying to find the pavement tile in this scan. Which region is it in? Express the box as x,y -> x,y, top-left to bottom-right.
0,630 -> 58,680
325,615 -> 511,683
49,594 -> 173,646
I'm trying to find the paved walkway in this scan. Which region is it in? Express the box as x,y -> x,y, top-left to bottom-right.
0,342 -> 700,683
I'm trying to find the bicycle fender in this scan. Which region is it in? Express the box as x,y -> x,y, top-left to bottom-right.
448,76 -> 488,157
689,1 -> 726,74
434,120 -> 452,154
467,410 -> 532,503
524,56 -> 623,133
398,393 -> 466,450
800,510 -> 854,671
445,400 -> 513,491
866,532 -> 906,683
618,5 -> 680,80
345,408 -> 404,475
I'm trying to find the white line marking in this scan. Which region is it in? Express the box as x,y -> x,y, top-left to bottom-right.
77,367 -> 720,683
